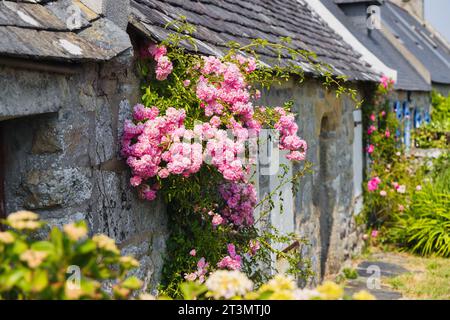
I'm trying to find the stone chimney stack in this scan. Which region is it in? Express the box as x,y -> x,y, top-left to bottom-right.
81,0 -> 130,30
390,0 -> 424,20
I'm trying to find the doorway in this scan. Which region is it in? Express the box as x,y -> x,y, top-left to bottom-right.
314,115 -> 337,279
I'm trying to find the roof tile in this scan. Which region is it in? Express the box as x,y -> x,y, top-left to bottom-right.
130,0 -> 379,81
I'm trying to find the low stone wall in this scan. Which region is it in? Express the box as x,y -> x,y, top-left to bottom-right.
0,51 -> 167,293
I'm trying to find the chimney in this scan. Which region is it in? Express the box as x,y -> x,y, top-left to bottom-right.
389,0 -> 424,20
80,0 -> 130,30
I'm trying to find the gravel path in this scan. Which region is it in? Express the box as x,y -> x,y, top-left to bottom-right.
344,253 -> 411,300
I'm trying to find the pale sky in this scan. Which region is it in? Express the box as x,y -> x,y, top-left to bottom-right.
425,0 -> 450,42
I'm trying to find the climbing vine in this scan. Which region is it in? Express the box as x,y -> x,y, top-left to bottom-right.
122,19 -> 362,296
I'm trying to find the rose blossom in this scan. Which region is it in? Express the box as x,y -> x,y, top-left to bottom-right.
249,239 -> 260,256
380,75 -> 394,89
149,44 -> 167,60
212,214 -> 224,227
367,125 -> 376,135
155,56 -> 173,81
368,177 -> 381,192
217,244 -> 242,271
385,130 -> 391,138
130,176 -> 142,187
184,272 -> 197,281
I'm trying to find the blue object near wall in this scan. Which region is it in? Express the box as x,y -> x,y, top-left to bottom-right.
395,101 -> 403,120
424,111 -> 431,124
394,101 -> 402,144
414,107 -> 422,128
403,101 -> 411,150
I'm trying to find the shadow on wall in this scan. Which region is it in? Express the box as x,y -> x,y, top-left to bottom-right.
314,114 -> 338,280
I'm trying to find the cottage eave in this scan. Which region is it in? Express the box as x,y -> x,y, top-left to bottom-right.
129,0 -> 380,83
0,1 -> 132,65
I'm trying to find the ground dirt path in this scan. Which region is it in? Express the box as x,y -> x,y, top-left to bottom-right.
342,250 -> 450,300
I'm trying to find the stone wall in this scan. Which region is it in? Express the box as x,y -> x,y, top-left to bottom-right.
0,53 -> 370,290
0,50 -> 167,293
387,90 -> 431,112
258,78 -> 367,284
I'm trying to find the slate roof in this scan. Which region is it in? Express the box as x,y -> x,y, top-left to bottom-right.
0,0 -> 131,62
130,0 -> 379,81
334,0 -> 381,4
321,0 -> 431,91
383,1 -> 450,85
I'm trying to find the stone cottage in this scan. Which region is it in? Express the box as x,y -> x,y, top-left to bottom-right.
0,0 -> 167,291
320,0 -> 450,148
389,0 -> 450,96
0,0 -> 381,289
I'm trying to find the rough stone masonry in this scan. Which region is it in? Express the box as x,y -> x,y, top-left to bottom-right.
0,47 -> 168,293
0,58 -> 367,289
0,0 -> 374,292
258,79 -> 367,284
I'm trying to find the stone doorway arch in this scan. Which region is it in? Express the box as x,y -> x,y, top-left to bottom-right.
314,114 -> 338,280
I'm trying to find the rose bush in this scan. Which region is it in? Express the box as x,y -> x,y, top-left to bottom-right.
361,77 -> 450,257
123,23 -> 362,296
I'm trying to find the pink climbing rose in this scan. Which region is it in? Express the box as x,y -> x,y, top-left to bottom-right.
130,176 -> 142,187
149,44 -> 167,61
140,185 -> 157,201
249,239 -> 260,256
146,44 -> 173,81
217,244 -> 242,270
368,177 -> 381,192
212,214 -> 224,227
155,56 -> 173,81
385,130 -> 391,138
380,75 -> 394,89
